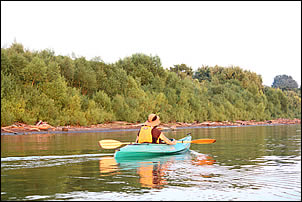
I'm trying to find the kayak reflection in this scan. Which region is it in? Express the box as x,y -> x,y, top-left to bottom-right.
191,154 -> 216,166
98,151 -> 215,189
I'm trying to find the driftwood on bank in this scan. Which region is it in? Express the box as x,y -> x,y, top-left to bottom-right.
1,121 -> 55,134
1,118 -> 300,134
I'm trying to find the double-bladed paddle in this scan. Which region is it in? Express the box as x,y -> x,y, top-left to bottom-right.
98,138 -> 216,149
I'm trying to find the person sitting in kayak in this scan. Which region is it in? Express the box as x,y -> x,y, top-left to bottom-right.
135,114 -> 177,145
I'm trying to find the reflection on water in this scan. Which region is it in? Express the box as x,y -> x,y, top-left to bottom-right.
98,151 -> 216,189
99,157 -> 119,176
135,160 -> 168,189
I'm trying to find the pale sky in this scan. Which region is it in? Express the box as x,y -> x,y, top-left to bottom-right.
1,1 -> 301,87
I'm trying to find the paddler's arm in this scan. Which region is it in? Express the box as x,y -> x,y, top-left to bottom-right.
135,135 -> 139,143
159,133 -> 177,145
135,131 -> 139,143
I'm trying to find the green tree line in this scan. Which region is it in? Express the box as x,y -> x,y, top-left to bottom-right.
1,43 -> 301,127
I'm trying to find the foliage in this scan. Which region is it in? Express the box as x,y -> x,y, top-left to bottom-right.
169,64 -> 193,79
1,42 -> 301,126
272,74 -> 299,90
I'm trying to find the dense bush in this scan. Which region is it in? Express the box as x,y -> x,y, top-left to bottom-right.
1,43 -> 301,126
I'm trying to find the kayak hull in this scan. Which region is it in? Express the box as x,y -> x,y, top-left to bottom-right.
114,135 -> 191,159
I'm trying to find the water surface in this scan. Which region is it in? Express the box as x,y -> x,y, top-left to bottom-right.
1,124 -> 301,201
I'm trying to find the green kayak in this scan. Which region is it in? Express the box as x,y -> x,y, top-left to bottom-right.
114,134 -> 191,159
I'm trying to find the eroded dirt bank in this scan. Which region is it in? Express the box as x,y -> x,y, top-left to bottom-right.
1,118 -> 300,135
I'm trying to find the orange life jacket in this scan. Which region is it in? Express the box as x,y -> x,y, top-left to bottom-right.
138,126 -> 160,143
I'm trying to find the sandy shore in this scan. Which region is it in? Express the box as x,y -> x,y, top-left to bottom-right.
1,118 -> 300,135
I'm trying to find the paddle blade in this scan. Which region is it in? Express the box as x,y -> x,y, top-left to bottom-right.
98,139 -> 124,149
190,139 -> 216,144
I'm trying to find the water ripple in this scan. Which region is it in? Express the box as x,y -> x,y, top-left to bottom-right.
1,153 -> 114,170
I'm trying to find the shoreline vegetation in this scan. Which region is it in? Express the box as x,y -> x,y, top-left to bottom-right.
1,118 -> 300,135
1,43 -> 301,130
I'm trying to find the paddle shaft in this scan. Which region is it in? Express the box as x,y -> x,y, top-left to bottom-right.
98,138 -> 216,149
178,139 -> 216,144
178,141 -> 199,143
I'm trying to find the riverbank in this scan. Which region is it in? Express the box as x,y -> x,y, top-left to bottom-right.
1,118 -> 300,135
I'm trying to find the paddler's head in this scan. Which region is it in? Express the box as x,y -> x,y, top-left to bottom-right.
144,114 -> 160,127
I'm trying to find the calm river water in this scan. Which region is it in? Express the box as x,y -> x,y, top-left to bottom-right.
1,124 -> 301,201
